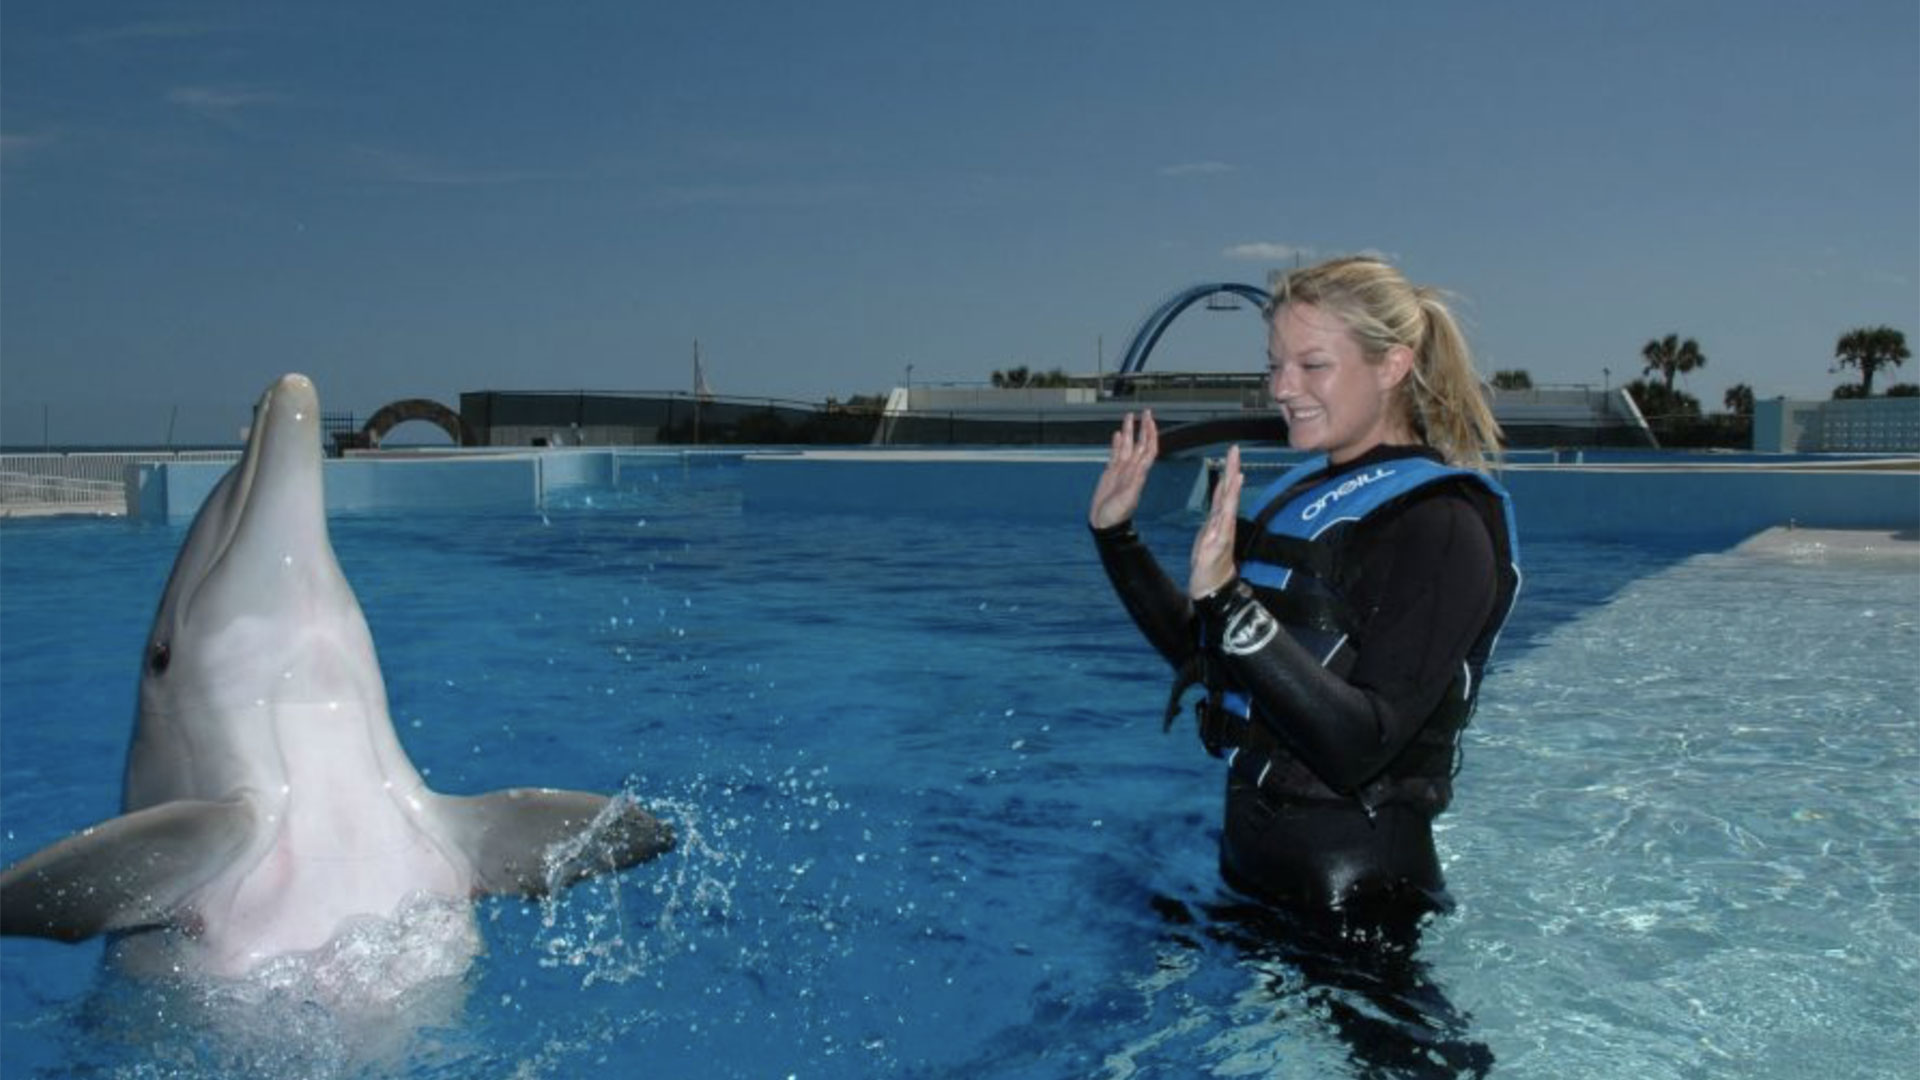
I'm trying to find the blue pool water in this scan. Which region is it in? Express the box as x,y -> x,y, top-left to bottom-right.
2,460 -> 1916,1078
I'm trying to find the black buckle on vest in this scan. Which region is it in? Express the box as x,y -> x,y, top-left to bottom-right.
1163,656 -> 1233,757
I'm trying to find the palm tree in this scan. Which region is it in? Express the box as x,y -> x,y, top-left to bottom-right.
1833,326 -> 1910,397
1641,334 -> 1706,393
1723,383 -> 1754,416
1625,378 -> 1700,420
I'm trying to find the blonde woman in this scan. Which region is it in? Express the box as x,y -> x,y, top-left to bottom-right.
1090,256 -> 1519,931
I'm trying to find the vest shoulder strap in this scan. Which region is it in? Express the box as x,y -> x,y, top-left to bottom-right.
1249,455 -> 1497,542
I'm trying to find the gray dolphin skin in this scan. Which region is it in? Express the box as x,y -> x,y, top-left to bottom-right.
0,374 -> 673,976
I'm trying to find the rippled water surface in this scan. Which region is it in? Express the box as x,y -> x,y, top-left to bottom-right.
3,461 -> 1914,1078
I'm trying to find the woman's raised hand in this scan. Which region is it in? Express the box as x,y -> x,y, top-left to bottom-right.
1089,411 -> 1158,530
1188,444 -> 1243,599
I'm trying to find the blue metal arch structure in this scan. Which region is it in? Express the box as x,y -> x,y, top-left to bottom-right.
1117,282 -> 1272,377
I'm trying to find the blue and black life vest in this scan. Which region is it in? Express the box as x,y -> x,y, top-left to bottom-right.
1184,451 -> 1521,815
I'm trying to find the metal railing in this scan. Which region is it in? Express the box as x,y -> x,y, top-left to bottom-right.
0,451 -> 241,514
0,472 -> 125,509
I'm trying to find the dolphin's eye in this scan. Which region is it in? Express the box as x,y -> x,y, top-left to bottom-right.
150,642 -> 171,675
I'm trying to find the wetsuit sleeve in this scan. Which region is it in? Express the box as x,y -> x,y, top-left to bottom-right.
1196,493 -> 1497,793
1090,521 -> 1197,669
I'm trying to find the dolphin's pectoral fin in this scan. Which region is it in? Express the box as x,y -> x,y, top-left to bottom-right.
0,798 -> 254,942
440,789 -> 675,898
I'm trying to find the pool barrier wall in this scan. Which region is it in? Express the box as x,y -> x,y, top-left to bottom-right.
1495,461 -> 1919,544
738,449 -> 1920,545
122,447 -> 1918,551
123,448 -> 709,520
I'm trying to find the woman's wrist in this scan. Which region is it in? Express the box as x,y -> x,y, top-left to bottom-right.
1192,576 -> 1249,614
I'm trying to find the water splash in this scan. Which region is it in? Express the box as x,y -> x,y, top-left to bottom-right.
68,896 -> 483,1079
532,788 -> 741,987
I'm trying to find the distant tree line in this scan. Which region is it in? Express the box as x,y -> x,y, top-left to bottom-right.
1485,325 -> 1911,449
1622,325 -> 1912,446
990,365 -> 1075,389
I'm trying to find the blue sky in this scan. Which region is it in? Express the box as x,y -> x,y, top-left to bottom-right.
3,0 -> 1915,446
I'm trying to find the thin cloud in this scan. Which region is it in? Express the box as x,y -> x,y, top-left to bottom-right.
167,86 -> 282,125
0,133 -> 54,164
1223,242 -> 1315,262
79,21 -> 222,45
653,179 -> 874,208
348,145 -> 564,187
1159,161 -> 1233,177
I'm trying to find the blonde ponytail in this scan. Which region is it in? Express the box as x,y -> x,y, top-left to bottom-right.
1408,288 -> 1502,472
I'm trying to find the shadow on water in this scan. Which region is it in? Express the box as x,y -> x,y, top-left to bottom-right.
885,805 -> 1500,1080
1156,893 -> 1495,1080
1492,536 -> 1705,661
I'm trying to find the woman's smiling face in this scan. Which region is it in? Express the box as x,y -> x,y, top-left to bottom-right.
1267,302 -> 1414,464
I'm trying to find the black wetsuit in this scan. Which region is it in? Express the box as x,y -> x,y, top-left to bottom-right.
1094,444 -> 1508,920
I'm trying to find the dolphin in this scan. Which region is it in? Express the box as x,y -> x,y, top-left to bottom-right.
0,373 -> 672,978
